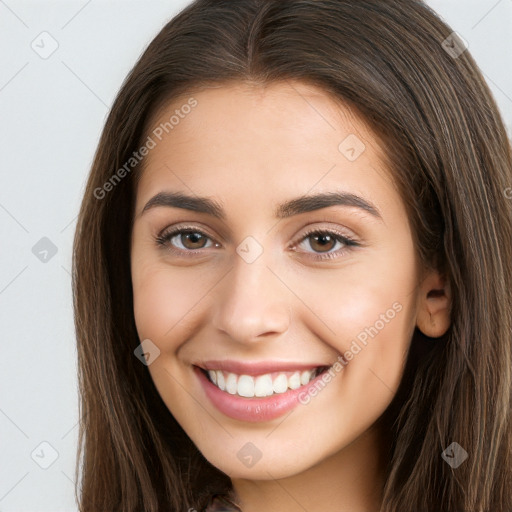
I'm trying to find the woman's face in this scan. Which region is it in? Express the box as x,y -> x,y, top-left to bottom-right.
130,80 -> 423,479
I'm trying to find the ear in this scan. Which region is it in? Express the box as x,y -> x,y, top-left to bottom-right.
416,269 -> 452,338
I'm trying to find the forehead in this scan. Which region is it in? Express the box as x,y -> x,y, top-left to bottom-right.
134,80 -> 397,218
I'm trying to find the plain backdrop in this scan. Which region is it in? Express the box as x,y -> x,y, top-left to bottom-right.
0,1 -> 511,510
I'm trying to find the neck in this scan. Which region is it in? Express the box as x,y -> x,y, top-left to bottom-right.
230,422 -> 388,512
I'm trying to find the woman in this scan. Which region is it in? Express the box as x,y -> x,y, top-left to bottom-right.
72,0 -> 512,510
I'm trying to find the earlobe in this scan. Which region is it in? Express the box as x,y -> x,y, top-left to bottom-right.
416,271 -> 452,338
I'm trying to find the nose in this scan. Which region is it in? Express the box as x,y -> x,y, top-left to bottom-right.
211,246 -> 292,344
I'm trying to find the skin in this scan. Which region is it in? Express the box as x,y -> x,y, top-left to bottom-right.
130,80 -> 451,512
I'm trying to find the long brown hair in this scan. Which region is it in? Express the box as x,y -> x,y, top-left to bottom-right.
72,0 -> 512,510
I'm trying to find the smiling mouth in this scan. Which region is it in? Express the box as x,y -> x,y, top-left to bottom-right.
198,366 -> 330,398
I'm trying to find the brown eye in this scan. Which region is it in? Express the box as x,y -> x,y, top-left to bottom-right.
292,229 -> 359,261
156,227 -> 217,255
177,231 -> 209,250
308,232 -> 337,253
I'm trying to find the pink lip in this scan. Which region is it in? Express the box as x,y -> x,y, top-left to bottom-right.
194,364 -> 331,423
199,359 -> 328,376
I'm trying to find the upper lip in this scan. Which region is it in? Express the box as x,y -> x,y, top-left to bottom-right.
196,359 -> 332,376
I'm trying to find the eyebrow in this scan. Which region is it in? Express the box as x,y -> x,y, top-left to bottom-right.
138,190 -> 382,221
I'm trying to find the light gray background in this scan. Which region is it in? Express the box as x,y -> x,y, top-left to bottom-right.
0,1 -> 511,510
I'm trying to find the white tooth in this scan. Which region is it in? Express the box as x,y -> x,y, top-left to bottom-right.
273,373 -> 288,394
237,375 -> 255,397
216,370 -> 226,391
208,370 -> 217,385
288,371 -> 301,389
300,370 -> 312,385
254,374 -> 274,397
226,373 -> 238,394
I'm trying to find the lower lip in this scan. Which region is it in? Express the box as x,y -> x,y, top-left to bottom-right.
194,366 -> 330,422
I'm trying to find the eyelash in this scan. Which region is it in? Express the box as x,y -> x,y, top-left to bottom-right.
154,224 -> 360,261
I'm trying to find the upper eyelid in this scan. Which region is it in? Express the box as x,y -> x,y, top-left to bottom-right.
158,223 -> 217,242
158,220 -> 357,237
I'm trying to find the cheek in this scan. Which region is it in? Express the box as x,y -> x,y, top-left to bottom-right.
309,285 -> 412,395
131,259 -> 216,348
290,251 -> 417,392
